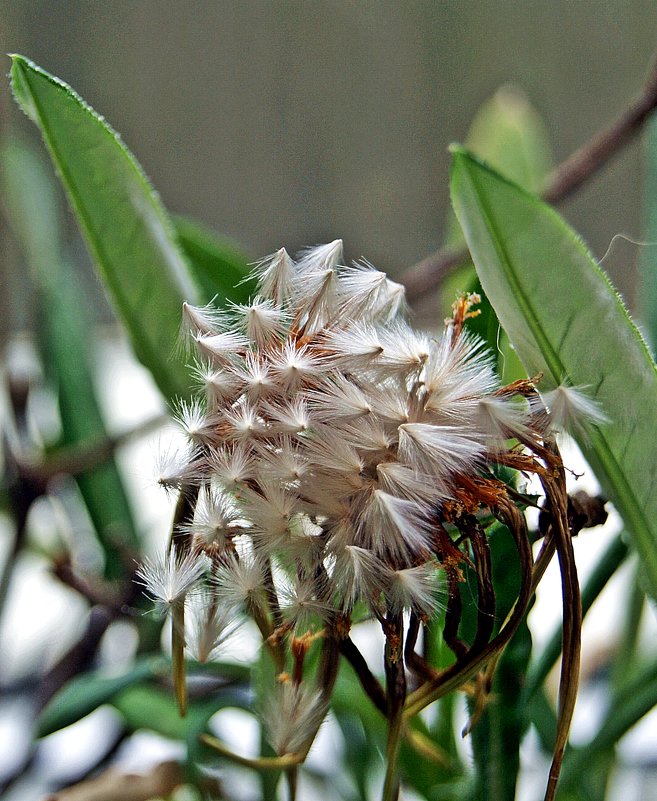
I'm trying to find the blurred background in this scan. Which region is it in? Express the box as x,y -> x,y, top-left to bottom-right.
2,3 -> 657,800
2,0 -> 657,318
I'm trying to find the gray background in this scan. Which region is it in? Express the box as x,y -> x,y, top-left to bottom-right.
2,1 -> 656,313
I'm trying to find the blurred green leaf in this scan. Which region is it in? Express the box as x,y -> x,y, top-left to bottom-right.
38,657 -> 163,737
466,523 -> 530,801
559,657 -> 657,793
445,86 -> 552,252
38,656 -> 250,738
173,215 -> 254,305
10,55 -> 200,402
451,148 -> 657,599
2,138 -> 140,577
525,532 -> 629,702
466,86 -> 552,193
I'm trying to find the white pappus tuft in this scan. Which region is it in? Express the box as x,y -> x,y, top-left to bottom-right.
263,681 -> 328,755
136,551 -> 206,615
540,384 -> 608,436
180,302 -> 227,340
186,590 -> 239,662
384,562 -> 445,616
231,296 -> 288,347
249,248 -> 295,306
357,489 -> 433,564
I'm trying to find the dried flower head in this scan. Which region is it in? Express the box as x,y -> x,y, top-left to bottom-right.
139,242 -> 599,798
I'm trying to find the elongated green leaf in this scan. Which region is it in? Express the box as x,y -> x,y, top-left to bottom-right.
451,148 -> 657,598
2,138 -> 140,577
10,55 -> 200,402
442,87 -> 552,382
38,657 -> 164,737
113,679 -> 251,741
39,657 -> 250,738
173,215 -> 254,305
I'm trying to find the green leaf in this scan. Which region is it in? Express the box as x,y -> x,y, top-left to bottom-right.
450,148 -> 657,598
2,137 -> 140,577
113,676 -> 252,757
559,657 -> 657,791
465,86 -> 552,194
441,87 -> 552,381
10,55 -> 200,402
38,657 -> 249,738
466,523 -> 531,801
173,215 -> 254,305
38,657 -> 163,737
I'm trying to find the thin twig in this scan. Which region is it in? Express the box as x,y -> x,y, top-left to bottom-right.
338,636 -> 387,715
200,734 -> 303,770
400,46 -> 657,302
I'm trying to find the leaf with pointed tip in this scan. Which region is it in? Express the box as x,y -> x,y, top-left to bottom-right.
451,148 -> 657,598
442,87 -> 552,382
10,55 -> 200,402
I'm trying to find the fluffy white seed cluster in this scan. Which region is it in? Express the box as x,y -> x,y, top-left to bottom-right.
153,239 -> 534,633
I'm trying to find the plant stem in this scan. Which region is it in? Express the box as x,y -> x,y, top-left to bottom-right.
171,603 -> 187,717
285,766 -> 298,801
200,735 -> 303,770
382,709 -> 403,801
382,612 -> 405,801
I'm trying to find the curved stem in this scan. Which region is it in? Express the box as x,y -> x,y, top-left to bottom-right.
200,734 -> 303,770
404,496 -> 533,719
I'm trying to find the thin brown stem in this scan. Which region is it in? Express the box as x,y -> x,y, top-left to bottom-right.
467,519 -> 496,655
168,483 -> 199,555
405,613 -> 436,683
400,45 -> 657,302
339,636 -> 387,714
538,454 -> 582,801
382,613 -> 406,801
